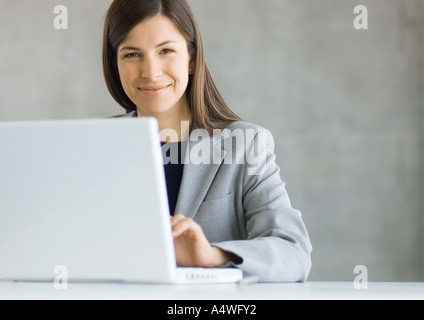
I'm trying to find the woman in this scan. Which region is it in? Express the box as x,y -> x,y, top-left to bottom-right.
103,0 -> 312,282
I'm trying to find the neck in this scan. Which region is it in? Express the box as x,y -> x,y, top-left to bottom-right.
157,111 -> 192,143
137,97 -> 192,142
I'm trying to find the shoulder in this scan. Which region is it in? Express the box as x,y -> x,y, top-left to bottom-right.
225,120 -> 266,132
109,111 -> 137,118
223,121 -> 275,144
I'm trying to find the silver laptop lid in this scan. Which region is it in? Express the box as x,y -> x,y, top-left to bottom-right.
0,118 -> 177,283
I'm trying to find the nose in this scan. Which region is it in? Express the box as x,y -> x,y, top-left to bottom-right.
140,56 -> 162,81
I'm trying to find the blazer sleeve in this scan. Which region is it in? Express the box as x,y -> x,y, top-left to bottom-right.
212,128 -> 313,283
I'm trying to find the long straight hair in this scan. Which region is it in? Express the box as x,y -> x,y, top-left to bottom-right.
103,0 -> 241,133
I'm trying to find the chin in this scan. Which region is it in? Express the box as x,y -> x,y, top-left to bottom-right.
137,104 -> 174,117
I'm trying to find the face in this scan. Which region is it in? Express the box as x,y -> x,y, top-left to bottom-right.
117,15 -> 194,118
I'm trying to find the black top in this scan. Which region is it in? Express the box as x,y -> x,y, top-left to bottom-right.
161,141 -> 187,216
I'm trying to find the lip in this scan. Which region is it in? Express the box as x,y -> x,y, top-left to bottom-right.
138,84 -> 171,96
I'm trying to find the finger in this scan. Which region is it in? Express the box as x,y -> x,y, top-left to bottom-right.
171,213 -> 185,222
172,217 -> 193,238
170,214 -> 187,229
172,217 -> 199,238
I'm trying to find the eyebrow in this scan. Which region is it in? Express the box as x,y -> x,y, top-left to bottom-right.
119,41 -> 178,52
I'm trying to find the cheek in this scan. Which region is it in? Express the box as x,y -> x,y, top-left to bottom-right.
167,62 -> 189,87
117,64 -> 137,87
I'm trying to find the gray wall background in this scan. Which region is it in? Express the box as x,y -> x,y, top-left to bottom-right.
0,0 -> 423,282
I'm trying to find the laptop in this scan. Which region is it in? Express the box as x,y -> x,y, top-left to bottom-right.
0,118 -> 243,284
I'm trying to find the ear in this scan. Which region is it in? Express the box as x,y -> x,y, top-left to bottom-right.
189,60 -> 196,75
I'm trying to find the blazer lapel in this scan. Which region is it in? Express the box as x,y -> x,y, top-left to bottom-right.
174,129 -> 229,219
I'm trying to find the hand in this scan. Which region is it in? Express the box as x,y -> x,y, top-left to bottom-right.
171,214 -> 231,268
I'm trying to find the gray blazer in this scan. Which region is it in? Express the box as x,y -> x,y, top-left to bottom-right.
120,111 -> 312,282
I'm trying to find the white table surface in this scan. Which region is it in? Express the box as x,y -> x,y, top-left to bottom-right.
0,281 -> 423,300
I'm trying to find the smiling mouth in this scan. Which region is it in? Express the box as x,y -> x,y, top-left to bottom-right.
139,85 -> 171,96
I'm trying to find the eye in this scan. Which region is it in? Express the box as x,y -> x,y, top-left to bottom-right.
160,48 -> 175,55
124,52 -> 140,59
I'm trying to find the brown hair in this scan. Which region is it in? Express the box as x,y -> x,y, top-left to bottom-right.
103,0 -> 241,132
